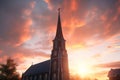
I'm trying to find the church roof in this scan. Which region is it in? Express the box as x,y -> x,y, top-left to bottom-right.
23,60 -> 50,76
108,68 -> 120,77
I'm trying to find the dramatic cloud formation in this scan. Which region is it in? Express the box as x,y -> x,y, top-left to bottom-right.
0,0 -> 50,74
0,0 -> 35,46
38,0 -> 120,48
0,0 -> 120,80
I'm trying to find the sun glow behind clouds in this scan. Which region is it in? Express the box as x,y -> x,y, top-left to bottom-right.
74,63 -> 93,78
78,64 -> 91,77
68,48 -> 100,79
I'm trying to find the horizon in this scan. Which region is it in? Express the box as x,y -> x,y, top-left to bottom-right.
0,0 -> 120,80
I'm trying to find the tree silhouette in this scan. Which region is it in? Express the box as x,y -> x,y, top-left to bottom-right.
0,58 -> 20,80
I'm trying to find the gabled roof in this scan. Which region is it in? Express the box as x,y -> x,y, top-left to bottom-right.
23,60 -> 50,76
108,68 -> 120,77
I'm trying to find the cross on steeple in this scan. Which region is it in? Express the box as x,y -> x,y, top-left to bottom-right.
54,8 -> 65,40
58,8 -> 61,13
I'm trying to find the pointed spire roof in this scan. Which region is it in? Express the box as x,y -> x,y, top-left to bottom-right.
54,8 -> 65,40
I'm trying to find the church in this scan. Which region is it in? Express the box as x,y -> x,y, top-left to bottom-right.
22,9 -> 69,80
108,68 -> 120,80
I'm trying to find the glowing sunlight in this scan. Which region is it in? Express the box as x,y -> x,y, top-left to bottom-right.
79,66 -> 89,76
74,63 -> 92,78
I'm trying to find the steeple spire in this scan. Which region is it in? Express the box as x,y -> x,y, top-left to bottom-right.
49,9 -> 69,80
54,8 -> 65,40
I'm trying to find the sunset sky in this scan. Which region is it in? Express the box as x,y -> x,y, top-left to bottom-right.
0,0 -> 120,80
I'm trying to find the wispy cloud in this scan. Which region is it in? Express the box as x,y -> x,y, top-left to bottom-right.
95,61 -> 120,68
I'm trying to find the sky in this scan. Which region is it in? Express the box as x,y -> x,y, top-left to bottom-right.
0,0 -> 120,80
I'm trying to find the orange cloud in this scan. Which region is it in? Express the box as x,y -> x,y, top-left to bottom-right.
100,12 -> 107,21
33,0 -> 120,49
12,53 -> 27,63
23,1 -> 35,16
71,0 -> 78,11
44,0 -> 53,10
15,19 -> 32,46
95,61 -> 120,68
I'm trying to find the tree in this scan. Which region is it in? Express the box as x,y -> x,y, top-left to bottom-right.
0,58 -> 20,80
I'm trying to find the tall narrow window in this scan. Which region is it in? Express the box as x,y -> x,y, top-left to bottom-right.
52,73 -> 56,80
44,73 -> 48,80
39,75 -> 42,80
34,76 -> 37,80
26,76 -> 28,80
53,61 -> 57,72
30,76 -> 32,80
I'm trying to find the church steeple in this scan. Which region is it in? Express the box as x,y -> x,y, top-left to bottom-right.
54,8 -> 65,40
49,9 -> 69,80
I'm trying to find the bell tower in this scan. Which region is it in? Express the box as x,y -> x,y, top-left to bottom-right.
49,9 -> 69,80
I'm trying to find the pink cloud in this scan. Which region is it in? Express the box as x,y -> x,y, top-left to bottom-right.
95,61 -> 120,68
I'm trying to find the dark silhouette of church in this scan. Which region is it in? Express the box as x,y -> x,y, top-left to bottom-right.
108,68 -> 120,80
22,9 -> 69,80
